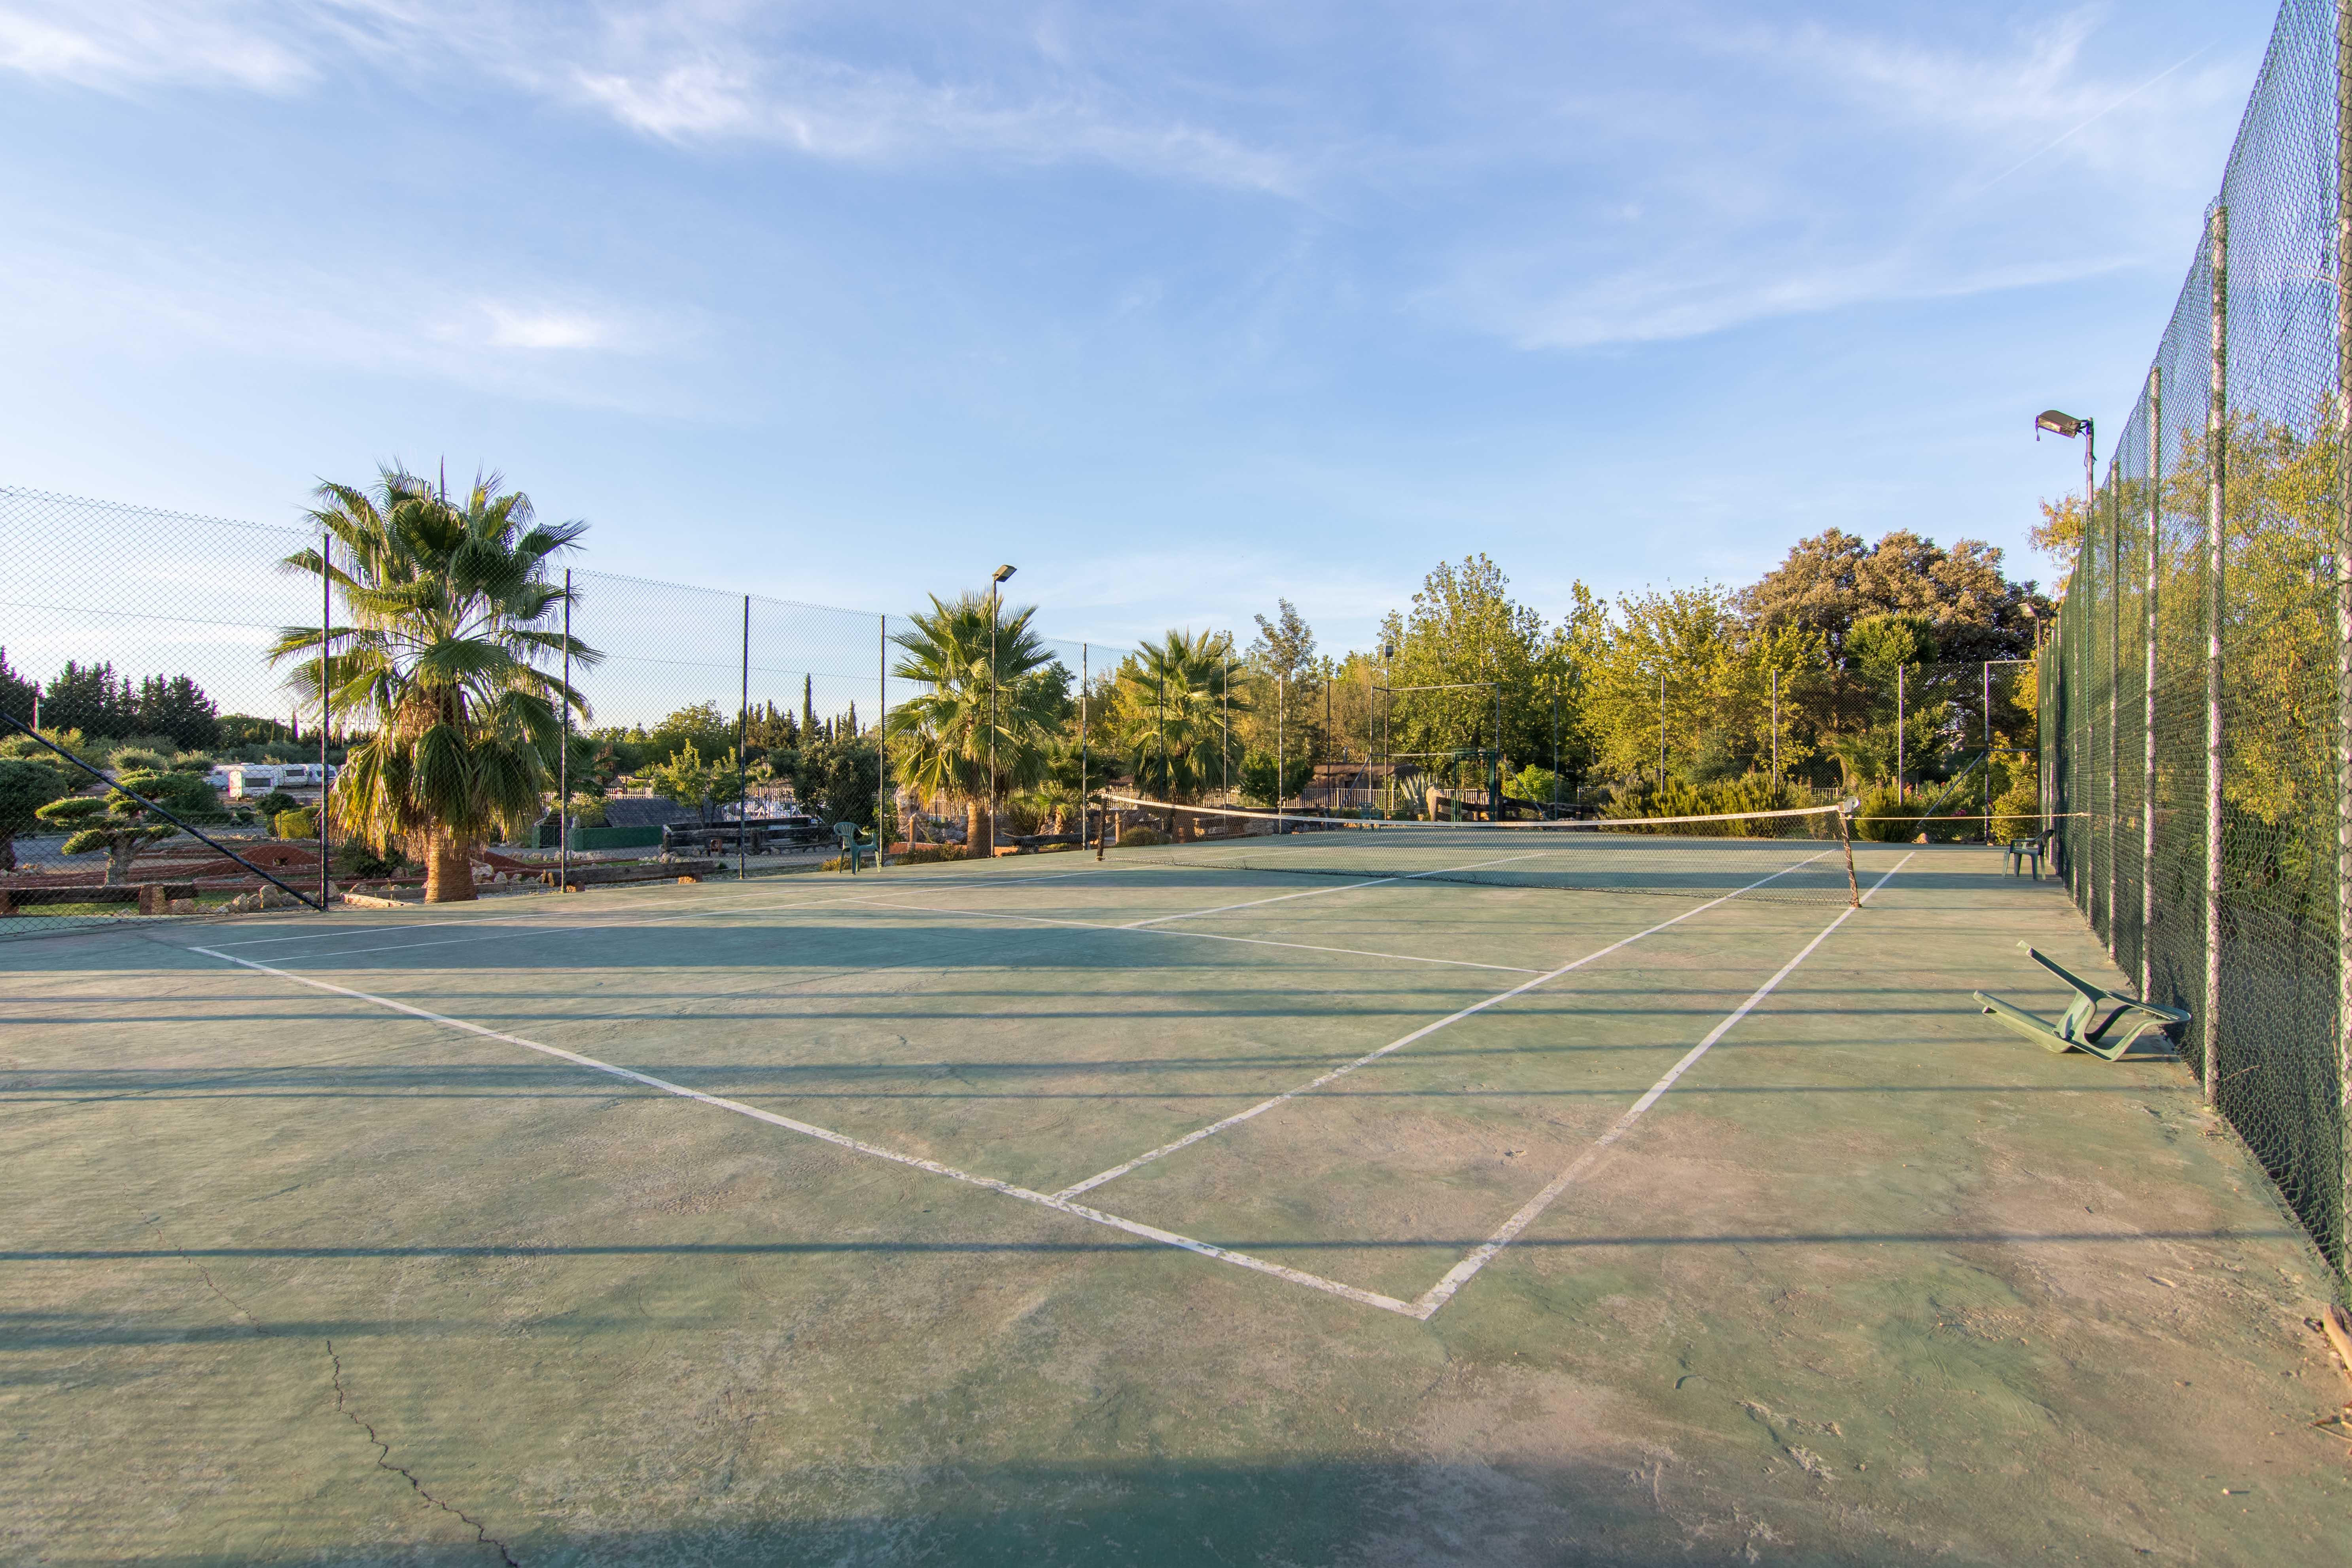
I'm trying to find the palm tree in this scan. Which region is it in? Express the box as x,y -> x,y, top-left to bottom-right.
1117,630 -> 1242,839
269,467 -> 596,902
886,592 -> 1063,855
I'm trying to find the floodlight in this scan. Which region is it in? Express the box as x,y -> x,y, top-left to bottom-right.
2035,410 -> 2089,440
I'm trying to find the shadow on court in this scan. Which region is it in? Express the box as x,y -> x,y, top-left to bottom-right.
63,1458 -> 1741,1568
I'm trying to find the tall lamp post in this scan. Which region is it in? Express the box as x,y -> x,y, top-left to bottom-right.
2035,408 -> 2095,887
988,564 -> 1015,856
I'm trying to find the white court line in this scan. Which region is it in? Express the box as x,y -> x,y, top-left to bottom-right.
1052,849 -> 1836,1201
199,891 -> 882,963
1118,878 -> 1395,927
1408,852 -> 1914,1318
1119,851 -> 1561,926
194,863 -> 1135,951
842,897 -> 1546,974
186,944 -> 1421,1318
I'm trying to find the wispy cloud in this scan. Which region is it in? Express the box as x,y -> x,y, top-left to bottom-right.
0,0 -> 314,91
477,305 -> 624,352
0,0 -> 1300,193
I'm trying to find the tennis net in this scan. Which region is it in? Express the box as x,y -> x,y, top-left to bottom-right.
1099,797 -> 1861,905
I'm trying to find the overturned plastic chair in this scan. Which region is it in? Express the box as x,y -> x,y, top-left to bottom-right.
1973,942 -> 2191,1060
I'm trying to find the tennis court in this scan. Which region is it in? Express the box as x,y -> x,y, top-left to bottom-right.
6,832 -> 2347,1564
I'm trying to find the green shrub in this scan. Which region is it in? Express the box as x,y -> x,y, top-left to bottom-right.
111,749 -> 168,774
1608,774 -> 1817,836
332,837 -> 404,878
888,844 -> 968,866
1854,786 -> 1918,844
274,808 -> 318,840
1119,825 -> 1168,848
1989,779 -> 2043,843
252,789 -> 299,818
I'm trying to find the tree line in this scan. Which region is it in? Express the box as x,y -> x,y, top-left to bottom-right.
873,530 -> 2051,852
95,464 -> 2053,904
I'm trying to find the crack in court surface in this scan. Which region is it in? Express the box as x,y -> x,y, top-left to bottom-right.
178,853 -> 1905,1319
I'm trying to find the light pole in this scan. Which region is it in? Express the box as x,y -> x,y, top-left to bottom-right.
2035,408 -> 2093,869
988,564 -> 1015,855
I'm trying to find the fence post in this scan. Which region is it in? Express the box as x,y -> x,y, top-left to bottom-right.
2336,0 -> 2352,1278
738,596 -> 749,881
560,569 -> 571,891
2144,366 -> 2161,997
2108,442 -> 2120,952
2204,202 -> 2228,1109
319,534 -> 331,912
878,613 -> 888,870
1080,642 -> 1088,846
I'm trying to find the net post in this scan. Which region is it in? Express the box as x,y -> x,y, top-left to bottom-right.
1840,798 -> 1860,908
2203,201 -> 2228,1110
2143,366 -> 2162,999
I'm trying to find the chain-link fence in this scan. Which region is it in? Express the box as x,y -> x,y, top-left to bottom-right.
2044,0 -> 2347,1292
0,484 -> 1155,932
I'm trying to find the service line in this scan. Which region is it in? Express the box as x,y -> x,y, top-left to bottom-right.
1052,849 -> 1835,1200
184,943 -> 1422,1318
840,897 -> 1546,974
1110,860 -> 1552,931
1408,852 -> 1914,1316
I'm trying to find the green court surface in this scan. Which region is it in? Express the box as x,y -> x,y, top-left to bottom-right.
4,844 -> 2348,1565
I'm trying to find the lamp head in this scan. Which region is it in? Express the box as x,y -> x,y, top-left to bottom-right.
2034,409 -> 2089,440
991,564 -> 1017,584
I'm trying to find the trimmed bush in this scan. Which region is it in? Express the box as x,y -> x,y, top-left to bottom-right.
1119,825 -> 1168,848
274,808 -> 318,840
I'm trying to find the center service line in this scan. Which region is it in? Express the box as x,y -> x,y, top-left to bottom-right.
1408,852 -> 1913,1318
1052,849 -> 1835,1201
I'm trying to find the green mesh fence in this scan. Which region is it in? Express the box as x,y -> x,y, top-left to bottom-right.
2045,0 -> 2348,1292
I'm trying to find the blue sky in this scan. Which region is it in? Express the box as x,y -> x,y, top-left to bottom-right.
0,0 -> 2281,653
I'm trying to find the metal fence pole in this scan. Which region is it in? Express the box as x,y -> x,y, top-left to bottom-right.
1080,643 -> 1088,845
1771,667 -> 1780,795
1896,662 -> 1905,797
318,535 -> 331,911
2204,202 -> 2229,1108
878,612 -> 888,870
2109,431 -> 2122,953
1982,660 -> 1991,842
2338,0 -> 2352,1279
560,569 -> 571,893
738,596 -> 749,881
2143,366 -> 2162,996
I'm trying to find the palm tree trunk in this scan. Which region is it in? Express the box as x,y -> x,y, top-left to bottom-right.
968,798 -> 992,857
424,830 -> 478,903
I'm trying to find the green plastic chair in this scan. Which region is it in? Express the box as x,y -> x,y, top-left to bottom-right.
832,822 -> 871,874
1973,942 -> 2191,1060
